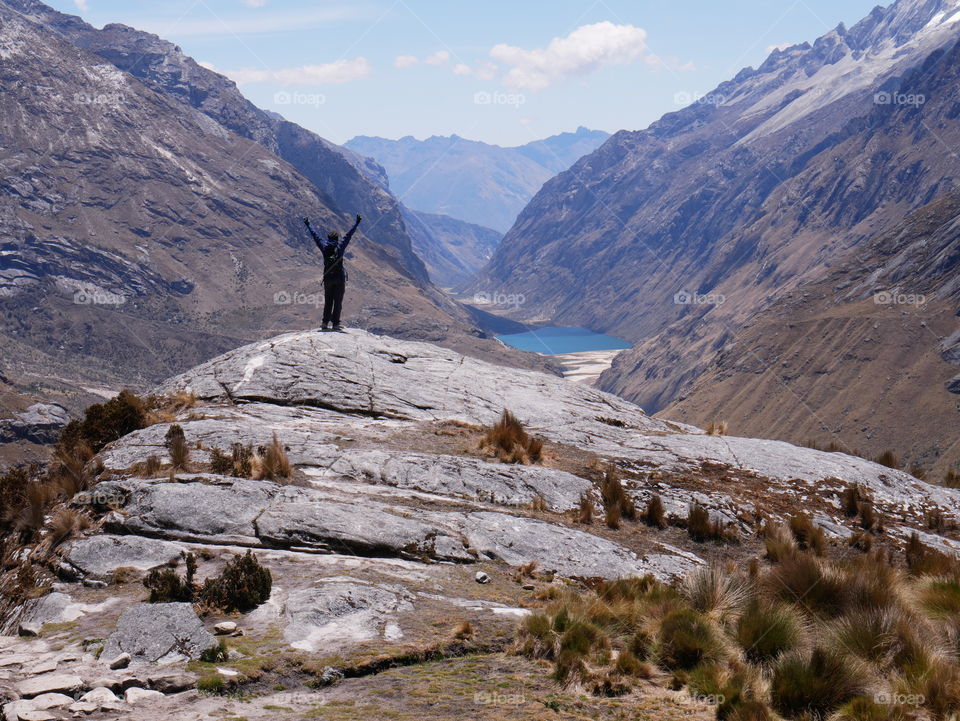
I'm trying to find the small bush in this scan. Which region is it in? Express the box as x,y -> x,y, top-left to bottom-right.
683,565 -> 750,618
480,410 -> 545,465
688,504 -> 736,543
788,513 -> 826,555
706,421 -> 728,436
766,555 -> 848,618
736,600 -> 803,664
200,639 -> 228,663
658,608 -> 723,670
600,471 -> 637,525
770,648 -> 869,720
199,550 -> 272,612
576,493 -> 594,524
165,424 -> 190,471
143,552 -> 196,602
642,495 -> 667,529
875,450 -> 901,470
253,434 -> 291,481
58,389 -> 146,454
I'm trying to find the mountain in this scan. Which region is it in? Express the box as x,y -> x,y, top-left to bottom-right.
344,127 -> 610,232
472,0 -> 960,421
661,188 -> 960,476
401,208 -> 502,288
0,0 -> 555,444
2,328 -> 957,718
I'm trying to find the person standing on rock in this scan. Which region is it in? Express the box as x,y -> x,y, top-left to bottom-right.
303,214 -> 361,331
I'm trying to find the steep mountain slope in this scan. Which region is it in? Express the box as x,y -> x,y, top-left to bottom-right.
662,189 -> 960,477
1,0 -> 429,284
401,208 -> 502,287
474,0 -> 960,412
0,0 -> 554,442
345,127 -> 609,232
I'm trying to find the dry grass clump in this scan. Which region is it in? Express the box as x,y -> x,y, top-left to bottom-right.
575,492 -> 595,524
943,469 -> 960,488
600,470 -> 636,530
479,410 -> 544,465
875,449 -> 901,470
763,520 -> 798,562
165,424 -> 190,471
143,390 -> 198,425
706,421 -> 728,436
787,513 -> 827,555
687,504 -> 737,543
46,508 -> 91,548
252,434 -> 292,482
210,443 -> 253,478
516,539 -> 960,721
642,494 -> 667,529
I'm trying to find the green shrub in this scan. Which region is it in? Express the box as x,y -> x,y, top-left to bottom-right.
736,600 -> 802,664
658,608 -> 723,670
58,389 -> 146,454
770,648 -> 869,719
198,550 -> 272,612
197,674 -> 225,694
143,552 -> 196,602
199,639 -> 228,663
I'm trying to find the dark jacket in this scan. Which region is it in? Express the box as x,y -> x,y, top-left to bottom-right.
307,218 -> 359,282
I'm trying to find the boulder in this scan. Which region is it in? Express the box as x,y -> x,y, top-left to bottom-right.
102,603 -> 218,663
124,687 -> 163,704
65,535 -> 186,577
14,674 -> 82,699
107,653 -> 130,670
212,622 -> 236,636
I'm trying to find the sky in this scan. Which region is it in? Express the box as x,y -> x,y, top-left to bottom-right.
43,0 -> 885,147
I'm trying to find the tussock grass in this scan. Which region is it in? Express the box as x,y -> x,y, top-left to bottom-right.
252,434 -> 292,482
516,541 -> 960,721
480,410 -> 545,465
642,494 -> 667,529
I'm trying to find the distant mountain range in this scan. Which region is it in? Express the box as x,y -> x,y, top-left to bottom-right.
344,127 -> 610,233
470,0 -> 960,473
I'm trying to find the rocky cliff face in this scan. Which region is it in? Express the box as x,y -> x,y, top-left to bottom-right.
345,127 -> 610,233
3,328 -> 959,719
473,0 -> 960,413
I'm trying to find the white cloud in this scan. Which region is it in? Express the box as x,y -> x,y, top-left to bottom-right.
452,63 -> 471,76
394,54 -> 419,69
476,61 -> 498,81
221,57 -> 372,86
424,50 -> 450,66
490,21 -> 647,90
74,0 -> 89,11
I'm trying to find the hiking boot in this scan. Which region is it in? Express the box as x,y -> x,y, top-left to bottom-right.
332,324 -> 344,332
321,323 -> 330,331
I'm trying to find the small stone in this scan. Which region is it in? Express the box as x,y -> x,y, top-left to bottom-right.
25,694 -> 71,711
86,678 -> 121,693
212,622 -> 236,636
521,583 -> 535,590
15,674 -> 82,699
25,660 -> 56,675
17,711 -> 55,721
146,673 -> 195,694
124,688 -> 163,705
67,702 -> 97,714
107,653 -> 130,670
15,624 -> 40,639
474,571 -> 491,584
78,687 -> 119,706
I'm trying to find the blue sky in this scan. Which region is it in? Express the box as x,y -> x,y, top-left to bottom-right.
45,0 -> 884,146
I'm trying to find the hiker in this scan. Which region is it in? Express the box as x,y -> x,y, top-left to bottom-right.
303,214 -> 361,331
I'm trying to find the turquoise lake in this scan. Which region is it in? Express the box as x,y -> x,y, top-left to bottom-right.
496,326 -> 632,355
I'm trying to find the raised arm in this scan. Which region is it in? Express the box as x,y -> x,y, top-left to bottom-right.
340,214 -> 362,251
303,217 -> 328,250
